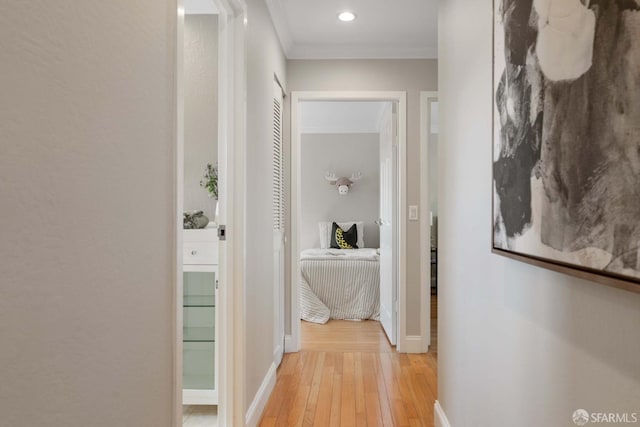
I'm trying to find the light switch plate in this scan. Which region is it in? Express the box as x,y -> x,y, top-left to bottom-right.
409,205 -> 419,221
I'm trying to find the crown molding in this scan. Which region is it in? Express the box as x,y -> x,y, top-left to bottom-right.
265,0 -> 293,55
287,43 -> 437,60
265,0 -> 438,60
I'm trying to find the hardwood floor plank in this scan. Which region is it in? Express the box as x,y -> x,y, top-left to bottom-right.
281,352 -> 318,427
378,353 -> 411,426
373,353 -> 396,427
395,354 -> 425,421
259,317 -> 438,427
354,352 -> 368,426
301,351 -> 325,426
340,352 -> 357,426
260,417 -> 277,427
329,353 -> 343,426
408,353 -> 437,399
312,352 -> 335,427
362,352 -> 384,427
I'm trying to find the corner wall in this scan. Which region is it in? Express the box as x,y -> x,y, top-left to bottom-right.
438,1 -> 640,426
0,2 -> 176,426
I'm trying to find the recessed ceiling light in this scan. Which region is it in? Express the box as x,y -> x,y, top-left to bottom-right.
338,11 -> 356,22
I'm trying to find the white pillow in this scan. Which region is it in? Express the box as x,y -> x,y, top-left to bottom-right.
318,221 -> 364,249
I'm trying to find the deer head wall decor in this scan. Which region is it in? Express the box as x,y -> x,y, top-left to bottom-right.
325,171 -> 363,195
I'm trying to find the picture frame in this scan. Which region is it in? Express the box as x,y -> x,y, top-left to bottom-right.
492,0 -> 640,293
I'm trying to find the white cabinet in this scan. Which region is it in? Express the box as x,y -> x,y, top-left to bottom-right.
183,224 -> 218,405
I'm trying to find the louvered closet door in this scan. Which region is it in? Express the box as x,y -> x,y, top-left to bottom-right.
272,80 -> 285,366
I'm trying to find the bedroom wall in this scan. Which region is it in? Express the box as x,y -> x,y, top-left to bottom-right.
285,59 -> 437,337
300,133 -> 380,250
245,0 -> 287,420
184,14 -> 218,219
438,1 -> 640,426
0,1 -> 175,426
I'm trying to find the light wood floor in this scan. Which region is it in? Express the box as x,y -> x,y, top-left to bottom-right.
259,297 -> 438,426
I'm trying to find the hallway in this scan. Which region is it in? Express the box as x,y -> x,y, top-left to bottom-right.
259,312 -> 437,426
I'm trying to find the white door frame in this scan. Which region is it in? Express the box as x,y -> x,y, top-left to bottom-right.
419,91 -> 438,352
174,1 -> 247,426
289,91 -> 409,352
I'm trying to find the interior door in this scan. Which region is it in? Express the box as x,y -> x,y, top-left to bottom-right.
272,80 -> 285,366
379,102 -> 397,345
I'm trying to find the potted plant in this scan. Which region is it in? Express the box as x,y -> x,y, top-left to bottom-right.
200,162 -> 219,222
200,162 -> 218,200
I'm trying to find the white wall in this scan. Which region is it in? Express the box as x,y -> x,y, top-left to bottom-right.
438,1 -> 640,426
245,0 -> 287,417
0,2 -> 175,426
301,133 -> 380,250
184,14 -> 218,219
285,59 -> 438,336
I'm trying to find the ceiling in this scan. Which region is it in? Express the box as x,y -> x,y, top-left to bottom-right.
266,0 -> 438,59
300,101 -> 390,134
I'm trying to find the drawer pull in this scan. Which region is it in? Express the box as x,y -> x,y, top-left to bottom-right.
191,250 -> 198,255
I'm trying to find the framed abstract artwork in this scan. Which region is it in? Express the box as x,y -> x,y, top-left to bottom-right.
492,0 -> 640,292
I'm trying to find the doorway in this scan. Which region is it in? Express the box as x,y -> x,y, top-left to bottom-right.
175,0 -> 246,425
289,91 -> 408,353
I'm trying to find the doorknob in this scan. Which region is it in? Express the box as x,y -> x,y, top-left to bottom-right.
375,218 -> 383,226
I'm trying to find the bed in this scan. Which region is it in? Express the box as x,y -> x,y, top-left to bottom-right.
299,248 -> 380,324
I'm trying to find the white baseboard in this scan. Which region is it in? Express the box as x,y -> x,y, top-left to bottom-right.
435,400 -> 452,427
273,344 -> 283,367
284,334 -> 297,353
245,361 -> 277,427
401,335 -> 428,353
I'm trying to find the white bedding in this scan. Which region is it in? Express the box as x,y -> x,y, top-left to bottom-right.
299,248 -> 380,324
301,248 -> 379,260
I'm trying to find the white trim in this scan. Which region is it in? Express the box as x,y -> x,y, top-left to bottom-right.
290,91 -> 408,353
289,92 -> 302,353
174,1 -> 247,426
420,91 -> 438,354
287,43 -> 437,60
284,334 -> 295,353
173,2 -> 185,426
396,94 -> 408,353
401,335 -> 428,354
245,362 -> 278,427
183,389 -> 218,405
227,2 -> 248,425
435,400 -> 452,427
273,344 -> 283,361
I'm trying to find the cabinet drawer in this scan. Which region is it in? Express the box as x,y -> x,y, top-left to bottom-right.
183,242 -> 218,265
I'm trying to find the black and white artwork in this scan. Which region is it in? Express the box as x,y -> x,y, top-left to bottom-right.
493,0 -> 640,285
